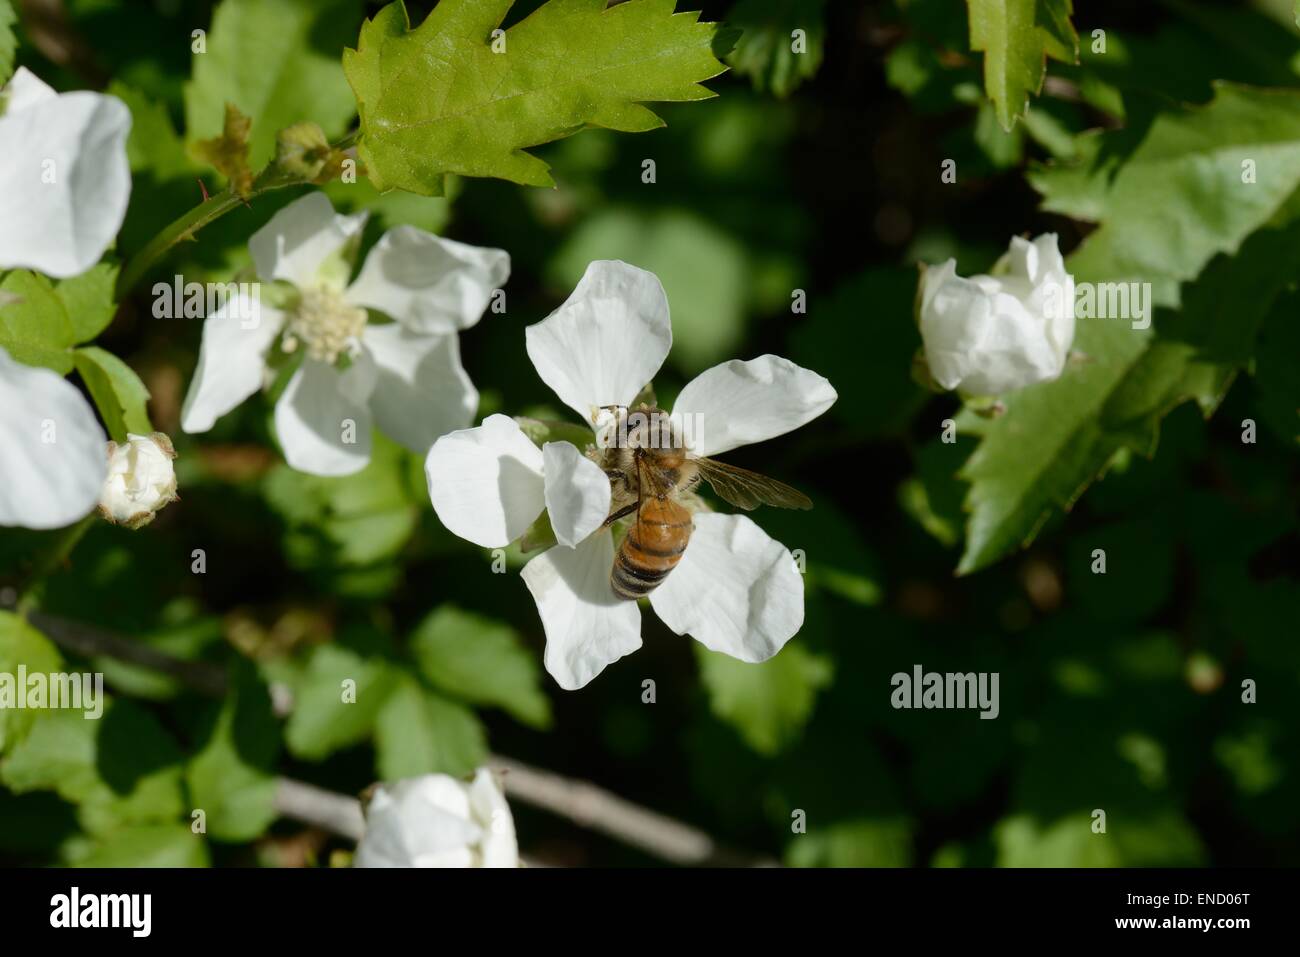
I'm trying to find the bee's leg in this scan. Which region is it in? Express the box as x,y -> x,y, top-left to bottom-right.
601,502 -> 639,529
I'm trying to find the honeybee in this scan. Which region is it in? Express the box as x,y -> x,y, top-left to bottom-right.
596,404 -> 811,600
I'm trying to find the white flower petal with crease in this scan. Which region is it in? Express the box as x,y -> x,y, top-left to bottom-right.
649,513 -> 803,663
0,68 -> 132,278
345,226 -> 510,335
249,192 -> 366,289
274,352 -> 376,477
424,414 -> 544,548
362,323 -> 477,455
180,296 -> 282,433
521,532 -> 642,691
525,260 -> 671,425
542,441 -> 610,548
0,346 -> 107,529
671,355 -> 837,457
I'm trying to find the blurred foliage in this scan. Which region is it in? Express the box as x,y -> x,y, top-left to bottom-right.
0,0 -> 1297,870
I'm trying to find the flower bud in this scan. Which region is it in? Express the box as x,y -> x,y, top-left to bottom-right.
917,233 -> 1075,396
98,432 -> 178,529
354,770 -> 518,868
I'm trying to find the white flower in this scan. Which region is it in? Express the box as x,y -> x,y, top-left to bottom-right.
353,771 -> 518,868
0,346 -> 108,529
0,68 -> 132,278
180,192 -> 509,476
425,261 -> 837,690
918,233 -> 1075,396
99,432 -> 178,528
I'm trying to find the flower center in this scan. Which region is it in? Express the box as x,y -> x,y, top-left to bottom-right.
282,286 -> 367,364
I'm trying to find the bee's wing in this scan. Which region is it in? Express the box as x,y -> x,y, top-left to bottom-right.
636,454 -> 675,500
693,457 -> 813,511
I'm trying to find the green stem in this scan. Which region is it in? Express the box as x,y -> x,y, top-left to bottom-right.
115,189 -> 246,300
114,131 -> 359,300
16,513 -> 97,615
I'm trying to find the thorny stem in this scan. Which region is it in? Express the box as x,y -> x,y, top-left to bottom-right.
114,133 -> 359,300
115,189 -> 246,299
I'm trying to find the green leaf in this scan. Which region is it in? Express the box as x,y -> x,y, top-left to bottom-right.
185,664 -> 280,842
1038,84 -> 1300,302
283,643 -> 397,760
0,612 -> 63,755
374,675 -> 487,779
967,0 -> 1078,131
73,347 -> 152,443
695,643 -> 832,755
65,824 -> 210,868
0,700 -> 186,836
994,810 -> 1203,866
956,218 -> 1300,574
409,605 -> 551,729
785,817 -> 913,867
0,0 -> 17,85
725,0 -> 825,98
0,272 -> 79,373
0,265 -> 122,373
57,264 -> 121,344
263,433 -> 422,577
184,0 -> 363,170
344,0 -> 727,194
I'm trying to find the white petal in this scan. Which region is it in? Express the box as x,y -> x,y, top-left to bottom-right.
0,71 -> 132,278
180,296 -> 282,433
467,769 -> 518,868
3,68 -> 56,112
918,265 -> 995,391
0,346 -> 107,529
424,414 -> 544,548
521,533 -> 642,691
249,192 -> 366,289
354,776 -> 482,868
649,513 -> 803,663
542,441 -> 610,548
273,354 -> 376,476
671,355 -> 837,457
525,260 -> 671,426
345,226 -> 510,335
362,324 -> 477,455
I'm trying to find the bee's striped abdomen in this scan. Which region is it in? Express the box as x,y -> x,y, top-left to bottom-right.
611,498 -> 692,599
